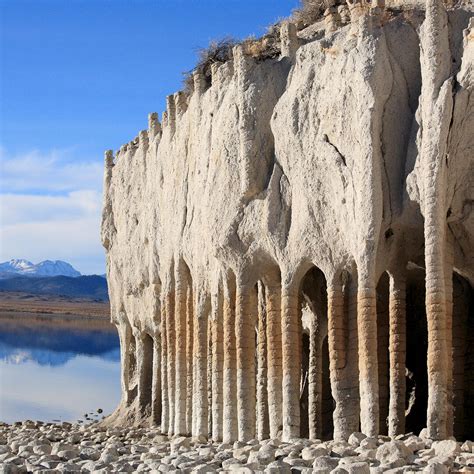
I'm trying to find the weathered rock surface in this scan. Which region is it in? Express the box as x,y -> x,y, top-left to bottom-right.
101,0 -> 474,446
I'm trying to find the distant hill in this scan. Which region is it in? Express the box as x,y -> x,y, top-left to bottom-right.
0,275 -> 108,301
0,259 -> 81,278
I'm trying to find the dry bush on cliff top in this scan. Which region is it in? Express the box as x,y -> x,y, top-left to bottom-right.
242,22 -> 281,61
181,1 -> 345,94
182,26 -> 282,93
292,0 -> 338,27
183,37 -> 238,93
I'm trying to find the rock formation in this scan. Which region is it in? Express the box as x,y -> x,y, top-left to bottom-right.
101,0 -> 474,443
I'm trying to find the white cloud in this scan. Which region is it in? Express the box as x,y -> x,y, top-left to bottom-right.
1,217 -> 105,274
1,191 -> 102,225
0,148 -> 106,274
0,147 -> 103,194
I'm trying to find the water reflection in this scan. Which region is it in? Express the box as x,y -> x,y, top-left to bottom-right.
0,314 -> 121,423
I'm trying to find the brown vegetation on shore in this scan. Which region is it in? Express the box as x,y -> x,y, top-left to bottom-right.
0,292 -> 110,319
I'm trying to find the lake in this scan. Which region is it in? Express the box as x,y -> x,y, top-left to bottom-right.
0,313 -> 121,424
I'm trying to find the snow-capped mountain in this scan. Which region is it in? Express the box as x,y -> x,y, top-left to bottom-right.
0,259 -> 34,273
0,259 -> 81,277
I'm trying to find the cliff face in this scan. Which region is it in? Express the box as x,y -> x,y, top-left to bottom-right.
102,0 -> 474,443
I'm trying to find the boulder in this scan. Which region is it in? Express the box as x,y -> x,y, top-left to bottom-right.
375,440 -> 413,466
343,461 -> 370,474
170,436 -> 191,453
301,445 -> 328,461
348,433 -> 367,447
313,455 -> 340,471
431,440 -> 461,457
404,435 -> 426,452
264,460 -> 292,473
422,462 -> 449,473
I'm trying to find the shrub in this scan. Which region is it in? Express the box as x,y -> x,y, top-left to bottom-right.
292,0 -> 337,28
183,37 -> 238,93
181,20 -> 288,93
242,22 -> 282,61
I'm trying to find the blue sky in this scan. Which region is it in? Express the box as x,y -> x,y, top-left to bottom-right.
0,0 -> 298,275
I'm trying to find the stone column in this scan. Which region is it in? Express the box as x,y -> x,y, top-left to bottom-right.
186,284 -> 194,434
211,290 -> 224,441
236,280 -> 257,441
425,218 -> 449,440
117,323 -> 135,407
256,282 -> 269,440
420,0 -> 452,441
266,281 -> 283,439
327,278 -> 350,440
152,335 -> 162,425
193,291 -> 209,438
377,278 -> 390,435
174,263 -> 189,435
281,283 -> 301,441
308,312 -> 322,440
357,270 -> 379,437
165,287 -> 176,436
280,21 -> 300,59
346,276 -> 361,434
148,112 -> 161,140
160,305 -> 169,433
166,94 -> 176,134
207,312 -> 213,436
445,234 -> 454,437
223,275 -> 238,443
388,271 -> 406,437
136,332 -> 153,417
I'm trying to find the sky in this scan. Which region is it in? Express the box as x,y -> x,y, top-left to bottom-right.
0,0 -> 299,275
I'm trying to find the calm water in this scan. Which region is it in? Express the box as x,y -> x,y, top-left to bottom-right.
0,314 -> 121,424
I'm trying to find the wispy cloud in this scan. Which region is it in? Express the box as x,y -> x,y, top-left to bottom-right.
0,148 -> 105,274
1,191 -> 102,225
0,147 -> 103,194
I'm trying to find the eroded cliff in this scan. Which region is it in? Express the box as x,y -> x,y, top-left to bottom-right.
102,0 -> 474,443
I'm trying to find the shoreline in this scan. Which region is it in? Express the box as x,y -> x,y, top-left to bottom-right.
1,421 -> 473,473
0,292 -> 110,320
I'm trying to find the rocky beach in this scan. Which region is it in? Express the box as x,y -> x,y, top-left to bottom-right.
1,0 -> 473,473
1,422 -> 473,473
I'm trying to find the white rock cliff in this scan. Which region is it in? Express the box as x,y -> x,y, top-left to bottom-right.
101,0 -> 474,443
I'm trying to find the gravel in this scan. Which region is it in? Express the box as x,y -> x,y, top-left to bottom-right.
0,421 -> 472,473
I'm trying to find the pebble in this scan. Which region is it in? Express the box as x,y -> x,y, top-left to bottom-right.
0,422 -> 472,472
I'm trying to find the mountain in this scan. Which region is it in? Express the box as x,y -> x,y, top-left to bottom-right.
0,259 -> 34,273
0,259 -> 81,278
0,275 -> 108,301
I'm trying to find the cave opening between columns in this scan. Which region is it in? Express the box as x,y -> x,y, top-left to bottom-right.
452,272 -> 474,441
405,264 -> 428,435
376,266 -> 430,436
366,263 -> 474,440
140,333 -> 154,415
299,266 -> 332,440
